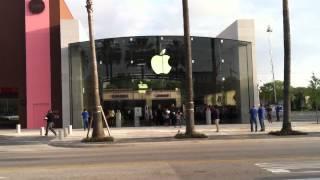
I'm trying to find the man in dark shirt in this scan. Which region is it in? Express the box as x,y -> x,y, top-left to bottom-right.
45,110 -> 57,136
258,104 -> 265,131
276,104 -> 281,121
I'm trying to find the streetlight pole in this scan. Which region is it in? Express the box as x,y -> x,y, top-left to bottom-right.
182,0 -> 195,135
267,25 -> 277,104
85,0 -> 105,138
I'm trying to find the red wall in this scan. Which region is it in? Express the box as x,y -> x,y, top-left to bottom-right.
0,1 -> 27,128
25,0 -> 51,128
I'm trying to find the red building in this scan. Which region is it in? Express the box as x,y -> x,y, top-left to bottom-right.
0,0 -> 75,128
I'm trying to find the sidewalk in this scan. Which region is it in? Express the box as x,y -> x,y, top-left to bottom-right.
1,121 -> 320,147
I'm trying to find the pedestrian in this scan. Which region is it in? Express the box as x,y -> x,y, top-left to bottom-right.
211,106 -> 220,132
276,104 -> 281,121
81,109 -> 89,131
249,105 -> 258,132
175,111 -> 182,128
108,109 -> 115,126
266,105 -> 273,123
170,104 -> 176,126
44,109 -> 57,136
258,104 -> 265,131
163,108 -> 170,126
156,105 -> 163,125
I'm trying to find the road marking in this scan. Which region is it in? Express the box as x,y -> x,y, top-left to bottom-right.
0,177 -> 8,179
288,178 -> 320,180
256,161 -> 320,175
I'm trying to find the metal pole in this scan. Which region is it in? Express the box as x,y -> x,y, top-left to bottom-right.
267,26 -> 277,104
182,0 -> 195,135
86,0 -> 105,138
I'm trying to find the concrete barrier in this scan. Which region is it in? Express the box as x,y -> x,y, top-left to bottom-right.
58,130 -> 63,140
64,128 -> 68,137
40,127 -> 45,136
68,125 -> 72,135
16,124 -> 21,134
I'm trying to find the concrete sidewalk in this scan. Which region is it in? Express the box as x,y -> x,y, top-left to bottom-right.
1,121 -> 320,147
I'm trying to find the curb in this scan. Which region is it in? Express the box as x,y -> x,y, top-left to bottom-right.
48,132 -> 320,148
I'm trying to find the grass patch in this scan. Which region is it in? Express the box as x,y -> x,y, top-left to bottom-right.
269,130 -> 307,136
174,132 -> 208,139
81,136 -> 115,143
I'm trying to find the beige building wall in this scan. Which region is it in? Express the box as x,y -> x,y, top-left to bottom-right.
217,19 -> 258,123
60,19 -> 88,127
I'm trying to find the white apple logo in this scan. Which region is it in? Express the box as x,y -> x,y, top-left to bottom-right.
151,49 -> 172,74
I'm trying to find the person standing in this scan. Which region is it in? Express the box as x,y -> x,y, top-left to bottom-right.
169,104 -> 176,126
266,105 -> 273,123
44,110 -> 57,136
81,109 -> 89,131
156,105 -> 162,125
109,109 -> 115,126
163,108 -> 170,126
258,104 -> 265,131
175,111 -> 182,128
249,105 -> 258,132
276,104 -> 281,121
211,106 -> 220,132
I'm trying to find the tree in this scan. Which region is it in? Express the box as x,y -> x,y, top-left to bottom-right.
281,0 -> 293,132
182,0 -> 195,136
85,0 -> 106,139
291,87 -> 307,111
259,81 -> 284,104
308,73 -> 320,123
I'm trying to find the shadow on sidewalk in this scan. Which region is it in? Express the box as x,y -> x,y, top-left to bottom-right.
0,135 -> 56,146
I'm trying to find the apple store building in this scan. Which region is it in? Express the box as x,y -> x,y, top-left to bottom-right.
69,35 -> 256,128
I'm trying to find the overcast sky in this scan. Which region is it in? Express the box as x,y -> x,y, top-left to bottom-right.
65,0 -> 319,87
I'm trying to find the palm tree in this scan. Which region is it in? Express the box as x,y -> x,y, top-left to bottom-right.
86,0 -> 105,138
182,0 -> 195,135
281,0 -> 293,132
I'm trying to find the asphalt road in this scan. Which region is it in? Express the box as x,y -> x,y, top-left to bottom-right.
1,136 -> 320,180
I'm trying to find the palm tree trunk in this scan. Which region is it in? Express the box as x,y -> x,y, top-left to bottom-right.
281,0 -> 292,132
182,0 -> 195,135
86,0 -> 105,138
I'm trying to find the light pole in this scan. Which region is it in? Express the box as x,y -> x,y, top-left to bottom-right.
267,25 -> 277,104
85,0 -> 105,138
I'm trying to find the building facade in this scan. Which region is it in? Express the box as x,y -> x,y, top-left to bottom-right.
0,0 -> 257,129
69,35 -> 256,127
0,0 -> 84,129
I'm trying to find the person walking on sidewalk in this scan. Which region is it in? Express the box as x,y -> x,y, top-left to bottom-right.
81,109 -> 89,131
44,110 -> 57,136
211,106 -> 220,132
249,105 -> 258,132
258,104 -> 265,131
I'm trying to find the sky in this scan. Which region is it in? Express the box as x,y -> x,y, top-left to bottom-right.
65,0 -> 320,87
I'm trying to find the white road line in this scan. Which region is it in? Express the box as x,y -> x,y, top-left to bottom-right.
288,178 -> 320,180
0,177 -> 8,179
256,161 -> 320,174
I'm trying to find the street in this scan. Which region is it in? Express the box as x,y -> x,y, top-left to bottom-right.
1,136 -> 320,179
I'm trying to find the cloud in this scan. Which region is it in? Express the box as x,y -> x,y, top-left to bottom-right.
65,0 -> 320,87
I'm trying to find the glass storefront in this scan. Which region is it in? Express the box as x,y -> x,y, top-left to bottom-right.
69,36 -> 254,128
0,88 -> 19,128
